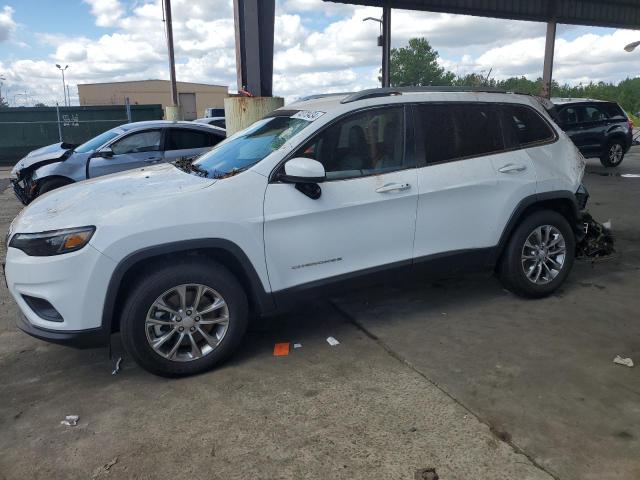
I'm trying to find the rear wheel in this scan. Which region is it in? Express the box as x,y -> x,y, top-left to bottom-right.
120,259 -> 248,377
499,210 -> 575,298
600,139 -> 625,167
38,177 -> 74,196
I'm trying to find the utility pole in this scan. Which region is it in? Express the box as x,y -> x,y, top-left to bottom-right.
163,0 -> 181,119
56,64 -> 69,106
381,6 -> 391,88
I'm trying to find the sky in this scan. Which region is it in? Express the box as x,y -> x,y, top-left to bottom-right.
0,0 -> 640,106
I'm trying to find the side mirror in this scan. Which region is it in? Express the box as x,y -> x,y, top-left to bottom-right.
96,147 -> 114,158
280,157 -> 325,184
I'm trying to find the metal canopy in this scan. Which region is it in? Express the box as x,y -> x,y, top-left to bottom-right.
324,0 -> 640,29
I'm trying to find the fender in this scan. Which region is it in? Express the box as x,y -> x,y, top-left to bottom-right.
101,238 -> 276,334
32,162 -> 74,183
490,190 -> 580,265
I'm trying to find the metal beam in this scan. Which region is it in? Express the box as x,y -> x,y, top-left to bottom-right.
541,21 -> 557,99
381,6 -> 391,88
324,0 -> 640,30
233,0 -> 275,97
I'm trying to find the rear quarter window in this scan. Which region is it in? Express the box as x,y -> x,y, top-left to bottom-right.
503,105 -> 555,147
600,103 -> 627,120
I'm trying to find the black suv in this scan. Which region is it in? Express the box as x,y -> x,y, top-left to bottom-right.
549,98 -> 633,167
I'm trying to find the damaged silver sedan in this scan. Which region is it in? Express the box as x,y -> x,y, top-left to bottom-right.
10,120 -> 225,204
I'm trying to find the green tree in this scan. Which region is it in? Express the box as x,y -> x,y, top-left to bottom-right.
0,96 -> 8,109
389,38 -> 455,87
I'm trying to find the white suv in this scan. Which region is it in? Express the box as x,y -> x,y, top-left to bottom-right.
4,88 -> 588,377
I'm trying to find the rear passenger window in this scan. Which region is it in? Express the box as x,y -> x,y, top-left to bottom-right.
503,105 -> 555,147
600,103 -> 626,119
415,104 -> 504,164
166,129 -> 215,150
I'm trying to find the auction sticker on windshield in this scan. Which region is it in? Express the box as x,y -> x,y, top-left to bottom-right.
291,110 -> 325,122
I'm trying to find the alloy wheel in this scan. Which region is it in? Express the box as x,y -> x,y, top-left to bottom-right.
609,143 -> 623,165
145,284 -> 229,362
521,225 -> 566,285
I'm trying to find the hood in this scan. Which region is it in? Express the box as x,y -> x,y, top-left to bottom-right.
11,163 -> 216,233
11,142 -> 74,175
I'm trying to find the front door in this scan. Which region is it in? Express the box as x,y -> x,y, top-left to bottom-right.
88,129 -> 163,178
264,105 -> 418,292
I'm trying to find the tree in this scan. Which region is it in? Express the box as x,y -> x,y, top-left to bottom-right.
389,38 -> 455,87
0,96 -> 8,109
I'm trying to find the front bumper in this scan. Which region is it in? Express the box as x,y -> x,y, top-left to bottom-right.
10,177 -> 34,206
4,243 -> 117,348
16,315 -> 109,348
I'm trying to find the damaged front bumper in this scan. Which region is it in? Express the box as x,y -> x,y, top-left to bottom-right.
10,175 -> 36,206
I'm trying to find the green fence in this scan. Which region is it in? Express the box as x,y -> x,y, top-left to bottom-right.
0,104 -> 163,166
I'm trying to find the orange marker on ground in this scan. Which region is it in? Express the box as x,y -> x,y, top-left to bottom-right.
273,342 -> 290,356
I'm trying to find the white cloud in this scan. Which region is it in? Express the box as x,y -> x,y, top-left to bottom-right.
83,0 -> 125,27
0,5 -> 16,42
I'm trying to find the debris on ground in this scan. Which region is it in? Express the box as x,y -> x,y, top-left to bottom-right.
91,457 -> 118,479
273,342 -> 290,356
576,212 -> 615,258
621,173 -> 640,178
326,336 -> 340,346
60,415 -> 79,426
415,467 -> 439,480
293,343 -> 302,349
111,357 -> 123,375
613,355 -> 634,368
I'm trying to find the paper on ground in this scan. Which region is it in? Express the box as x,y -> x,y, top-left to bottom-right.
326,336 -> 340,346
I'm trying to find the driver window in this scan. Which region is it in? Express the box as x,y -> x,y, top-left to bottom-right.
111,130 -> 161,155
294,106 -> 407,180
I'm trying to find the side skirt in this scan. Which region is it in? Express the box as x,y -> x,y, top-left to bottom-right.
272,248 -> 496,311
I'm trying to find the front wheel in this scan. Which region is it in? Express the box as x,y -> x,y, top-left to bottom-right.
600,139 -> 625,167
120,259 -> 248,377
37,177 -> 74,196
498,210 -> 575,298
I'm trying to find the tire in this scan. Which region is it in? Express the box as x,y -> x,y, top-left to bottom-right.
38,177 -> 74,195
120,258 -> 248,377
498,210 -> 575,298
600,139 -> 625,167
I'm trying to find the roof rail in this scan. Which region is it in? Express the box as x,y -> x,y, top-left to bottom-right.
340,86 -> 509,104
297,92 -> 353,102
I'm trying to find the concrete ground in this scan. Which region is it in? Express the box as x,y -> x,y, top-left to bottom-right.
1,151 -> 638,480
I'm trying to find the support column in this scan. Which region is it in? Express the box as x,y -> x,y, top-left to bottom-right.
163,0 -> 182,120
228,0 -> 283,136
381,6 -> 391,88
541,21 -> 557,99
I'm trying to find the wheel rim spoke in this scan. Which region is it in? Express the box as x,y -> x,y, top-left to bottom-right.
199,297 -> 226,315
145,283 -> 230,363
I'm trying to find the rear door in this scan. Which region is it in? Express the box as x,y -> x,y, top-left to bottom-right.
163,128 -> 224,162
411,102 -> 538,265
579,105 -> 608,154
88,129 -> 163,178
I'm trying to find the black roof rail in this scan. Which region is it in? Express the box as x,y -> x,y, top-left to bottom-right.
297,92 -> 353,102
340,86 -> 509,104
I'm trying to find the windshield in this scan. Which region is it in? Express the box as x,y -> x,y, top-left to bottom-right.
74,127 -> 123,153
191,114 -> 316,178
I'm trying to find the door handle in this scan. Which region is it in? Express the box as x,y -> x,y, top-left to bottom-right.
498,164 -> 527,174
375,183 -> 411,193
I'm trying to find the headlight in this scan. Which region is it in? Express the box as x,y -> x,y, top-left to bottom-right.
9,226 -> 96,256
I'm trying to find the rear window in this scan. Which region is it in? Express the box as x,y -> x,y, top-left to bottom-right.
502,105 -> 555,147
415,103 -> 505,164
600,103 -> 627,120
166,129 -> 217,150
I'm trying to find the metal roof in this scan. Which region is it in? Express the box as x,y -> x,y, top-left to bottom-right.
324,0 -> 640,29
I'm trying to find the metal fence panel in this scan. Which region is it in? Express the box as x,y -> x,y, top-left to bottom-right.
0,104 -> 163,166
